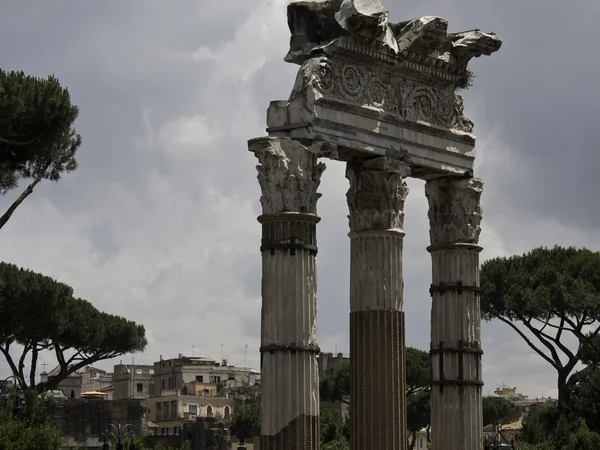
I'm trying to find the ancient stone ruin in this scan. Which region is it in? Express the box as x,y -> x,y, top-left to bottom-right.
247,1 -> 501,449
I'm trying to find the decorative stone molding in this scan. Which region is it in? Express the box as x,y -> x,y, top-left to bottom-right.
346,157 -> 410,232
290,55 -> 474,132
425,177 -> 483,245
249,138 -> 326,215
451,94 -> 474,134
400,79 -> 453,126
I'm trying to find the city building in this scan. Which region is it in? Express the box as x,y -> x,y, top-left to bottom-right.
409,429 -> 429,450
112,363 -> 154,400
80,366 -> 113,394
153,354 -> 259,393
147,354 -> 258,436
47,366 -> 82,399
493,386 -> 557,412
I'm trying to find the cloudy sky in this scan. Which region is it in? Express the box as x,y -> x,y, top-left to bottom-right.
1,0 -> 599,400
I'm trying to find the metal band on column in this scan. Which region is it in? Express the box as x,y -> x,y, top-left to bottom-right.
249,137 -> 325,450
346,157 -> 410,450
425,176 -> 484,450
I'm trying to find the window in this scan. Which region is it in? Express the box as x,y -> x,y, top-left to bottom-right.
196,375 -> 203,382
171,401 -> 177,419
161,379 -> 165,390
70,390 -> 75,399
206,405 -> 213,417
137,383 -> 143,394
224,406 -> 231,419
168,378 -> 172,389
419,438 -> 423,448
189,404 -> 198,415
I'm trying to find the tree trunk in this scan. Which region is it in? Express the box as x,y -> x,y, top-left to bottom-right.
557,370 -> 570,410
409,431 -> 417,449
0,174 -> 44,230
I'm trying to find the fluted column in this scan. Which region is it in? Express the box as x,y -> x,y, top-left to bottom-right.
425,177 -> 484,450
346,157 -> 410,450
249,137 -> 325,450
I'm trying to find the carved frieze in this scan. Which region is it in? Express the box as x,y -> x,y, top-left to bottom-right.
400,80 -> 453,126
346,158 -> 410,232
290,56 -> 476,131
249,138 -> 326,215
425,177 -> 483,245
451,94 -> 474,134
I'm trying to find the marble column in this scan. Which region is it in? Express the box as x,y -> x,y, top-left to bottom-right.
346,157 -> 410,450
248,137 -> 325,450
425,177 -> 484,450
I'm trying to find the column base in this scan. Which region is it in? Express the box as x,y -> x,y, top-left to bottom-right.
260,414 -> 319,450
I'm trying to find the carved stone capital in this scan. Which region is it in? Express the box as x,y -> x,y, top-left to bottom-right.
249,137 -> 326,216
346,157 -> 410,232
425,177 -> 483,245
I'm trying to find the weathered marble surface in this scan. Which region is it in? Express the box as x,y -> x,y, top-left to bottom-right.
266,0 -> 501,178
346,156 -> 410,450
285,0 -> 502,69
249,137 -> 323,450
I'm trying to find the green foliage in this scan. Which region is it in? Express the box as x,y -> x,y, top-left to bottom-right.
406,347 -> 430,396
568,364 -> 600,431
558,418 -> 600,450
516,443 -> 557,450
320,404 -> 349,449
519,405 -> 600,450
0,262 -> 147,390
322,437 -> 349,450
0,389 -> 63,450
521,407 -> 552,444
405,347 -> 431,448
0,69 -> 80,193
407,390 -> 430,447
320,362 -> 350,405
456,68 -> 475,90
481,246 -> 600,406
229,400 -> 260,440
482,396 -> 522,428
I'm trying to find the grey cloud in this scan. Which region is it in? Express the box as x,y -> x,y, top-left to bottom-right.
1,0 -> 597,398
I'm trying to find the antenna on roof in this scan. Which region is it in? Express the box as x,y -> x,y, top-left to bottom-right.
221,343 -> 224,362
192,345 -> 195,357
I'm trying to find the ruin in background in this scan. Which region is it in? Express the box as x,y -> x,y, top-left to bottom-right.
248,1 -> 501,449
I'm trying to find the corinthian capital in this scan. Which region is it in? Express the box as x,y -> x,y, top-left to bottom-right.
248,137 -> 326,215
346,157 -> 410,232
425,177 -> 483,245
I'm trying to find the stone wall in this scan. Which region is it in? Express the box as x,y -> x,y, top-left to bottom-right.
53,398 -> 146,445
